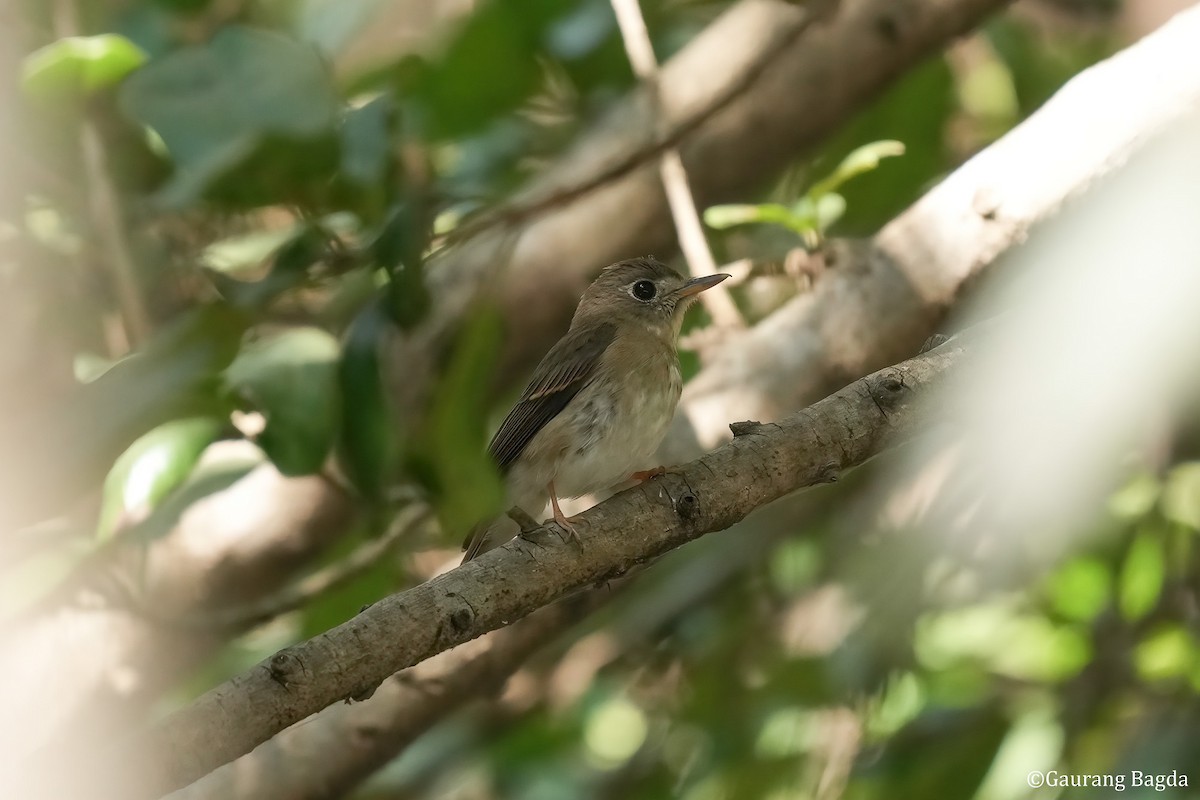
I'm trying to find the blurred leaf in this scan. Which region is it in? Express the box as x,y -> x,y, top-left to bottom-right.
854,707 -> 1008,800
22,35 -> 147,106
1135,625 -> 1196,683
704,203 -> 806,233
956,53 -> 1018,125
414,307 -> 506,537
97,417 -> 223,539
123,443 -> 264,544
808,139 -> 906,199
6,303 -> 247,532
866,671 -> 926,738
1108,471 -> 1161,520
917,602 -> 1090,682
77,304 -> 247,456
209,223 -> 336,308
986,16 -> 1118,116
119,26 -> 339,203
337,300 -> 400,500
1119,529 -> 1165,622
340,95 -> 394,187
1162,462 -> 1200,531
768,539 -> 821,594
411,0 -> 579,139
0,538 -> 92,619
371,204 -> 431,328
200,226 -> 300,276
814,192 -> 847,231
296,0 -> 386,56
415,2 -> 543,138
225,328 -> 341,475
1047,557 -> 1110,622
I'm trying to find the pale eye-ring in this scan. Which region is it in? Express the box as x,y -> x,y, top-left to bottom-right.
631,280 -> 657,301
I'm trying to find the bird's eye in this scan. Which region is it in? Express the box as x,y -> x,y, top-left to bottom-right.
632,280 -> 657,301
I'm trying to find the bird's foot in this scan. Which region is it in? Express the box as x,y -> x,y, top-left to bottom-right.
552,505 -> 582,546
631,465 -> 669,482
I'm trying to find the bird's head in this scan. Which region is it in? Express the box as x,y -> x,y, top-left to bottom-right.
573,256 -> 730,334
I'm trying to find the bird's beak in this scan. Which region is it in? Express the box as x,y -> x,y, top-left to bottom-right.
674,273 -> 732,298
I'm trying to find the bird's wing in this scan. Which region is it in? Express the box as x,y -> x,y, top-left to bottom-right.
488,321 -> 617,471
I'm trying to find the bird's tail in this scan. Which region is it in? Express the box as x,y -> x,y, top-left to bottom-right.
459,520 -> 492,565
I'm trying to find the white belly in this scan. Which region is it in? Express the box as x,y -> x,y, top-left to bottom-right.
507,355 -> 682,511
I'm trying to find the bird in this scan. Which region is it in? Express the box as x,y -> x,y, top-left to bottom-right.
460,256 -> 730,563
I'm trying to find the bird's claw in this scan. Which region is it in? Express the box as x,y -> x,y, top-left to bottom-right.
631,465 -> 669,482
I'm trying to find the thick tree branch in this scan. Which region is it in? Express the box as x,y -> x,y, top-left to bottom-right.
113,332 -> 971,798
166,593 -> 602,800
663,1 -> 1200,461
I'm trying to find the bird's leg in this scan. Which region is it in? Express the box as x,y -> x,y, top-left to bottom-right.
547,480 -> 581,545
631,466 -> 668,482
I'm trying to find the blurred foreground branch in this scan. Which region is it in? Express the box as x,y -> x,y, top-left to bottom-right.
115,331 -> 973,798
664,0 -> 1200,461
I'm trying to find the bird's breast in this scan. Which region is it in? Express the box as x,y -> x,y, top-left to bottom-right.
551,342 -> 681,498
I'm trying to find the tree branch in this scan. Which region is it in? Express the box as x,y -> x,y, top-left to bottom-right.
111,331 -> 972,798
166,590 -> 609,800
663,0 -> 1200,462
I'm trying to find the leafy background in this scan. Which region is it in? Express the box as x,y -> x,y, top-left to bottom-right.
2,0 -> 1198,798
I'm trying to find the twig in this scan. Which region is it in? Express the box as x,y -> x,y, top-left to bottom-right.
441,2 -> 822,249
54,0 -> 152,345
180,504 -> 432,631
610,0 -> 743,328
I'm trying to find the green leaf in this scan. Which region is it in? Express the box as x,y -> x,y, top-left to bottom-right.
337,301 -> 400,499
809,60 -> 953,234
225,328 -> 341,476
200,226 -> 301,276
814,192 -> 847,232
703,203 -> 804,232
1162,462 -> 1200,531
122,443 -> 264,544
97,417 -> 223,539
415,308 -> 506,537
22,35 -> 147,104
808,139 -> 906,200
297,0 -> 387,56
119,26 -> 339,198
861,707 -> 1008,800
371,205 -> 431,328
415,1 -> 547,138
1047,557 -> 1110,622
1135,625 -> 1197,683
1119,529 -> 1166,621
340,95 -> 394,187
208,224 -> 337,308
6,304 -> 249,530
78,304 -> 248,456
